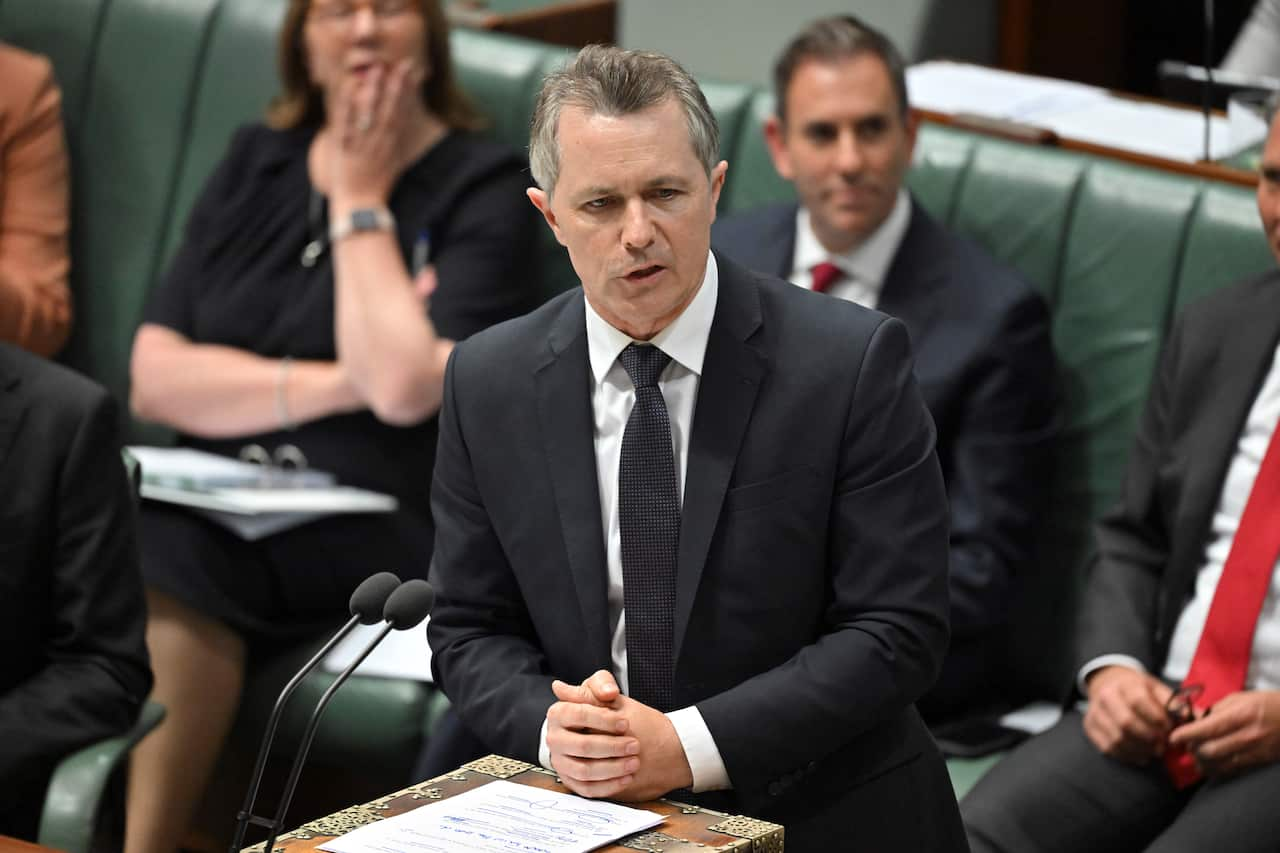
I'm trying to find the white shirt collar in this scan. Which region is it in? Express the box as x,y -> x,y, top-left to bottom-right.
584,250 -> 719,385
791,189 -> 912,293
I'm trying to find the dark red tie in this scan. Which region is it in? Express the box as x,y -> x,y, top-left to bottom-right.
1164,418 -> 1280,788
810,261 -> 843,294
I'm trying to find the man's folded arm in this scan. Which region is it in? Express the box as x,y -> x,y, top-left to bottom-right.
695,316 -> 951,804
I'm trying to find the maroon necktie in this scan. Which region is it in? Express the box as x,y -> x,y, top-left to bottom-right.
1164,418 -> 1280,788
810,261 -> 843,294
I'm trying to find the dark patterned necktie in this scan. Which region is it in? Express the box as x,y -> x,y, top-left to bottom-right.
618,342 -> 679,712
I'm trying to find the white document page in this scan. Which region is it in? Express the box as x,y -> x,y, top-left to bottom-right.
318,780 -> 664,853
906,61 -> 1107,122
321,620 -> 433,682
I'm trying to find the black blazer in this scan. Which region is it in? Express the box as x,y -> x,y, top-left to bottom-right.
428,253 -> 966,850
714,201 -> 1058,714
0,344 -> 151,840
1079,271 -> 1280,673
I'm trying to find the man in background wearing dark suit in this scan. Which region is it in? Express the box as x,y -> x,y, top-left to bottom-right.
961,108 -> 1280,853
0,343 -> 151,842
427,44 -> 967,851
713,15 -> 1058,722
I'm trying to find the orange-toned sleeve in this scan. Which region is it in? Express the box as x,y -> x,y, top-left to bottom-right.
0,48 -> 71,357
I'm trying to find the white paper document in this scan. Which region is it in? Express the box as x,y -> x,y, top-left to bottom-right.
318,780 -> 664,853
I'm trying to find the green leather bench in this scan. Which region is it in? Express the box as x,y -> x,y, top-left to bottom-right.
1,0 -> 1272,825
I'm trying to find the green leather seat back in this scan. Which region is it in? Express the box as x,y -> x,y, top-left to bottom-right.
1010,163 -> 1199,700
451,28 -> 564,152
906,123 -> 976,228
720,90 -> 794,214
46,0 -> 221,435
951,140 -> 1085,305
0,0 -> 110,134
1175,184 -> 1273,311
159,0 -> 286,265
701,80 -> 756,209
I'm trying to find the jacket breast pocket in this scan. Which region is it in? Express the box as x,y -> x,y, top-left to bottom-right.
722,466 -> 820,515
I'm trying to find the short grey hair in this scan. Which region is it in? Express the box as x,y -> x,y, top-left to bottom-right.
528,44 -> 720,193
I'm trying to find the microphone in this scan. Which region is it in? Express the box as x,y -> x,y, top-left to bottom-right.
259,579 -> 435,853
230,572 -> 401,852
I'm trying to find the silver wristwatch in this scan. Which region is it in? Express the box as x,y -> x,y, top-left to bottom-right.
329,206 -> 395,242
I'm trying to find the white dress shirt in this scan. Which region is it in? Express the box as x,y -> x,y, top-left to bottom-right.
1079,342 -> 1280,694
538,251 -> 731,792
788,189 -> 912,308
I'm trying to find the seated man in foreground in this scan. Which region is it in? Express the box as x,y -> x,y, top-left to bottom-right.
0,343 -> 152,842
427,44 -> 966,852
714,15 -> 1058,722
961,109 -> 1280,852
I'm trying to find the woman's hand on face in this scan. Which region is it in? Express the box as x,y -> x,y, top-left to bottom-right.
331,57 -> 425,208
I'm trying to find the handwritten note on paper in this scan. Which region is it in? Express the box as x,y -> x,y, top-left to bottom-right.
317,780 -> 665,853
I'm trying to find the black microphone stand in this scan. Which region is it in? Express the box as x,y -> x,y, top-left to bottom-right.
229,612 -> 367,851
257,621 -> 398,853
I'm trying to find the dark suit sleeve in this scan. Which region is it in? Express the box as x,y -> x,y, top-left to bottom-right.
427,350 -> 554,761
697,316 -> 951,804
0,390 -> 152,788
946,288 -> 1058,638
1075,315 -> 1185,671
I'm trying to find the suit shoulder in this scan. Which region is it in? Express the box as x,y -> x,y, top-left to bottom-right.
0,344 -> 116,438
451,288 -> 579,367
739,262 -> 892,354
1174,269 -> 1280,334
712,202 -> 795,257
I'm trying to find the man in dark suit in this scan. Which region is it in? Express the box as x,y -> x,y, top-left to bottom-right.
0,343 -> 152,842
960,112 -> 1280,853
713,16 -> 1058,722
427,45 -> 967,851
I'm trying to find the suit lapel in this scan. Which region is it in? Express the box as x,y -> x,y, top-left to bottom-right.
876,202 -> 948,347
533,294 -> 612,665
674,256 -> 767,664
1174,276 -> 1280,592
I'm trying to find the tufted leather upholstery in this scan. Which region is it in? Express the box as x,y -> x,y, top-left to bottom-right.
2,0 -> 1274,805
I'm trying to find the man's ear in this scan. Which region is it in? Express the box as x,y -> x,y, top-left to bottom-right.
527,187 -> 566,247
708,159 -> 729,223
763,115 -> 794,181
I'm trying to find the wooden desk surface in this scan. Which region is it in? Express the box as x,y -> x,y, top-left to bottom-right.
247,756 -> 782,852
0,836 -> 59,853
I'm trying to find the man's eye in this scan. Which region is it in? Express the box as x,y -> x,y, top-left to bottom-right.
804,125 -> 837,143
653,188 -> 678,200
585,198 -> 612,210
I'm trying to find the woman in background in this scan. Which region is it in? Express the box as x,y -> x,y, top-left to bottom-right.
125,1 -> 539,850
0,42 -> 71,356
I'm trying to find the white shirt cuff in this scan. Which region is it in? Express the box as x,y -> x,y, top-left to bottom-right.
538,717 -> 553,772
666,706 -> 731,792
1077,654 -> 1147,695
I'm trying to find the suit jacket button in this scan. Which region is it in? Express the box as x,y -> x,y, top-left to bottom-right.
768,781 -> 783,797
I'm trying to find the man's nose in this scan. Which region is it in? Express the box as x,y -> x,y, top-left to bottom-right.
622,200 -> 656,249
835,128 -> 864,175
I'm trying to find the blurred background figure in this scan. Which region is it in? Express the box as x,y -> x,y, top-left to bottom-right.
0,42 -> 71,357
123,1 -> 539,850
0,341 -> 151,845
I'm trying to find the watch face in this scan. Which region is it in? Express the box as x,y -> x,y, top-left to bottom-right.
351,209 -> 380,231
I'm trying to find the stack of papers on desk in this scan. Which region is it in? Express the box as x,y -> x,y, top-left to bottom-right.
128,446 -> 397,541
907,60 -> 1242,162
318,780 -> 664,853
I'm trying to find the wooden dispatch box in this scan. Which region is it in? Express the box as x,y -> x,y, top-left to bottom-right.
249,754 -> 783,852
